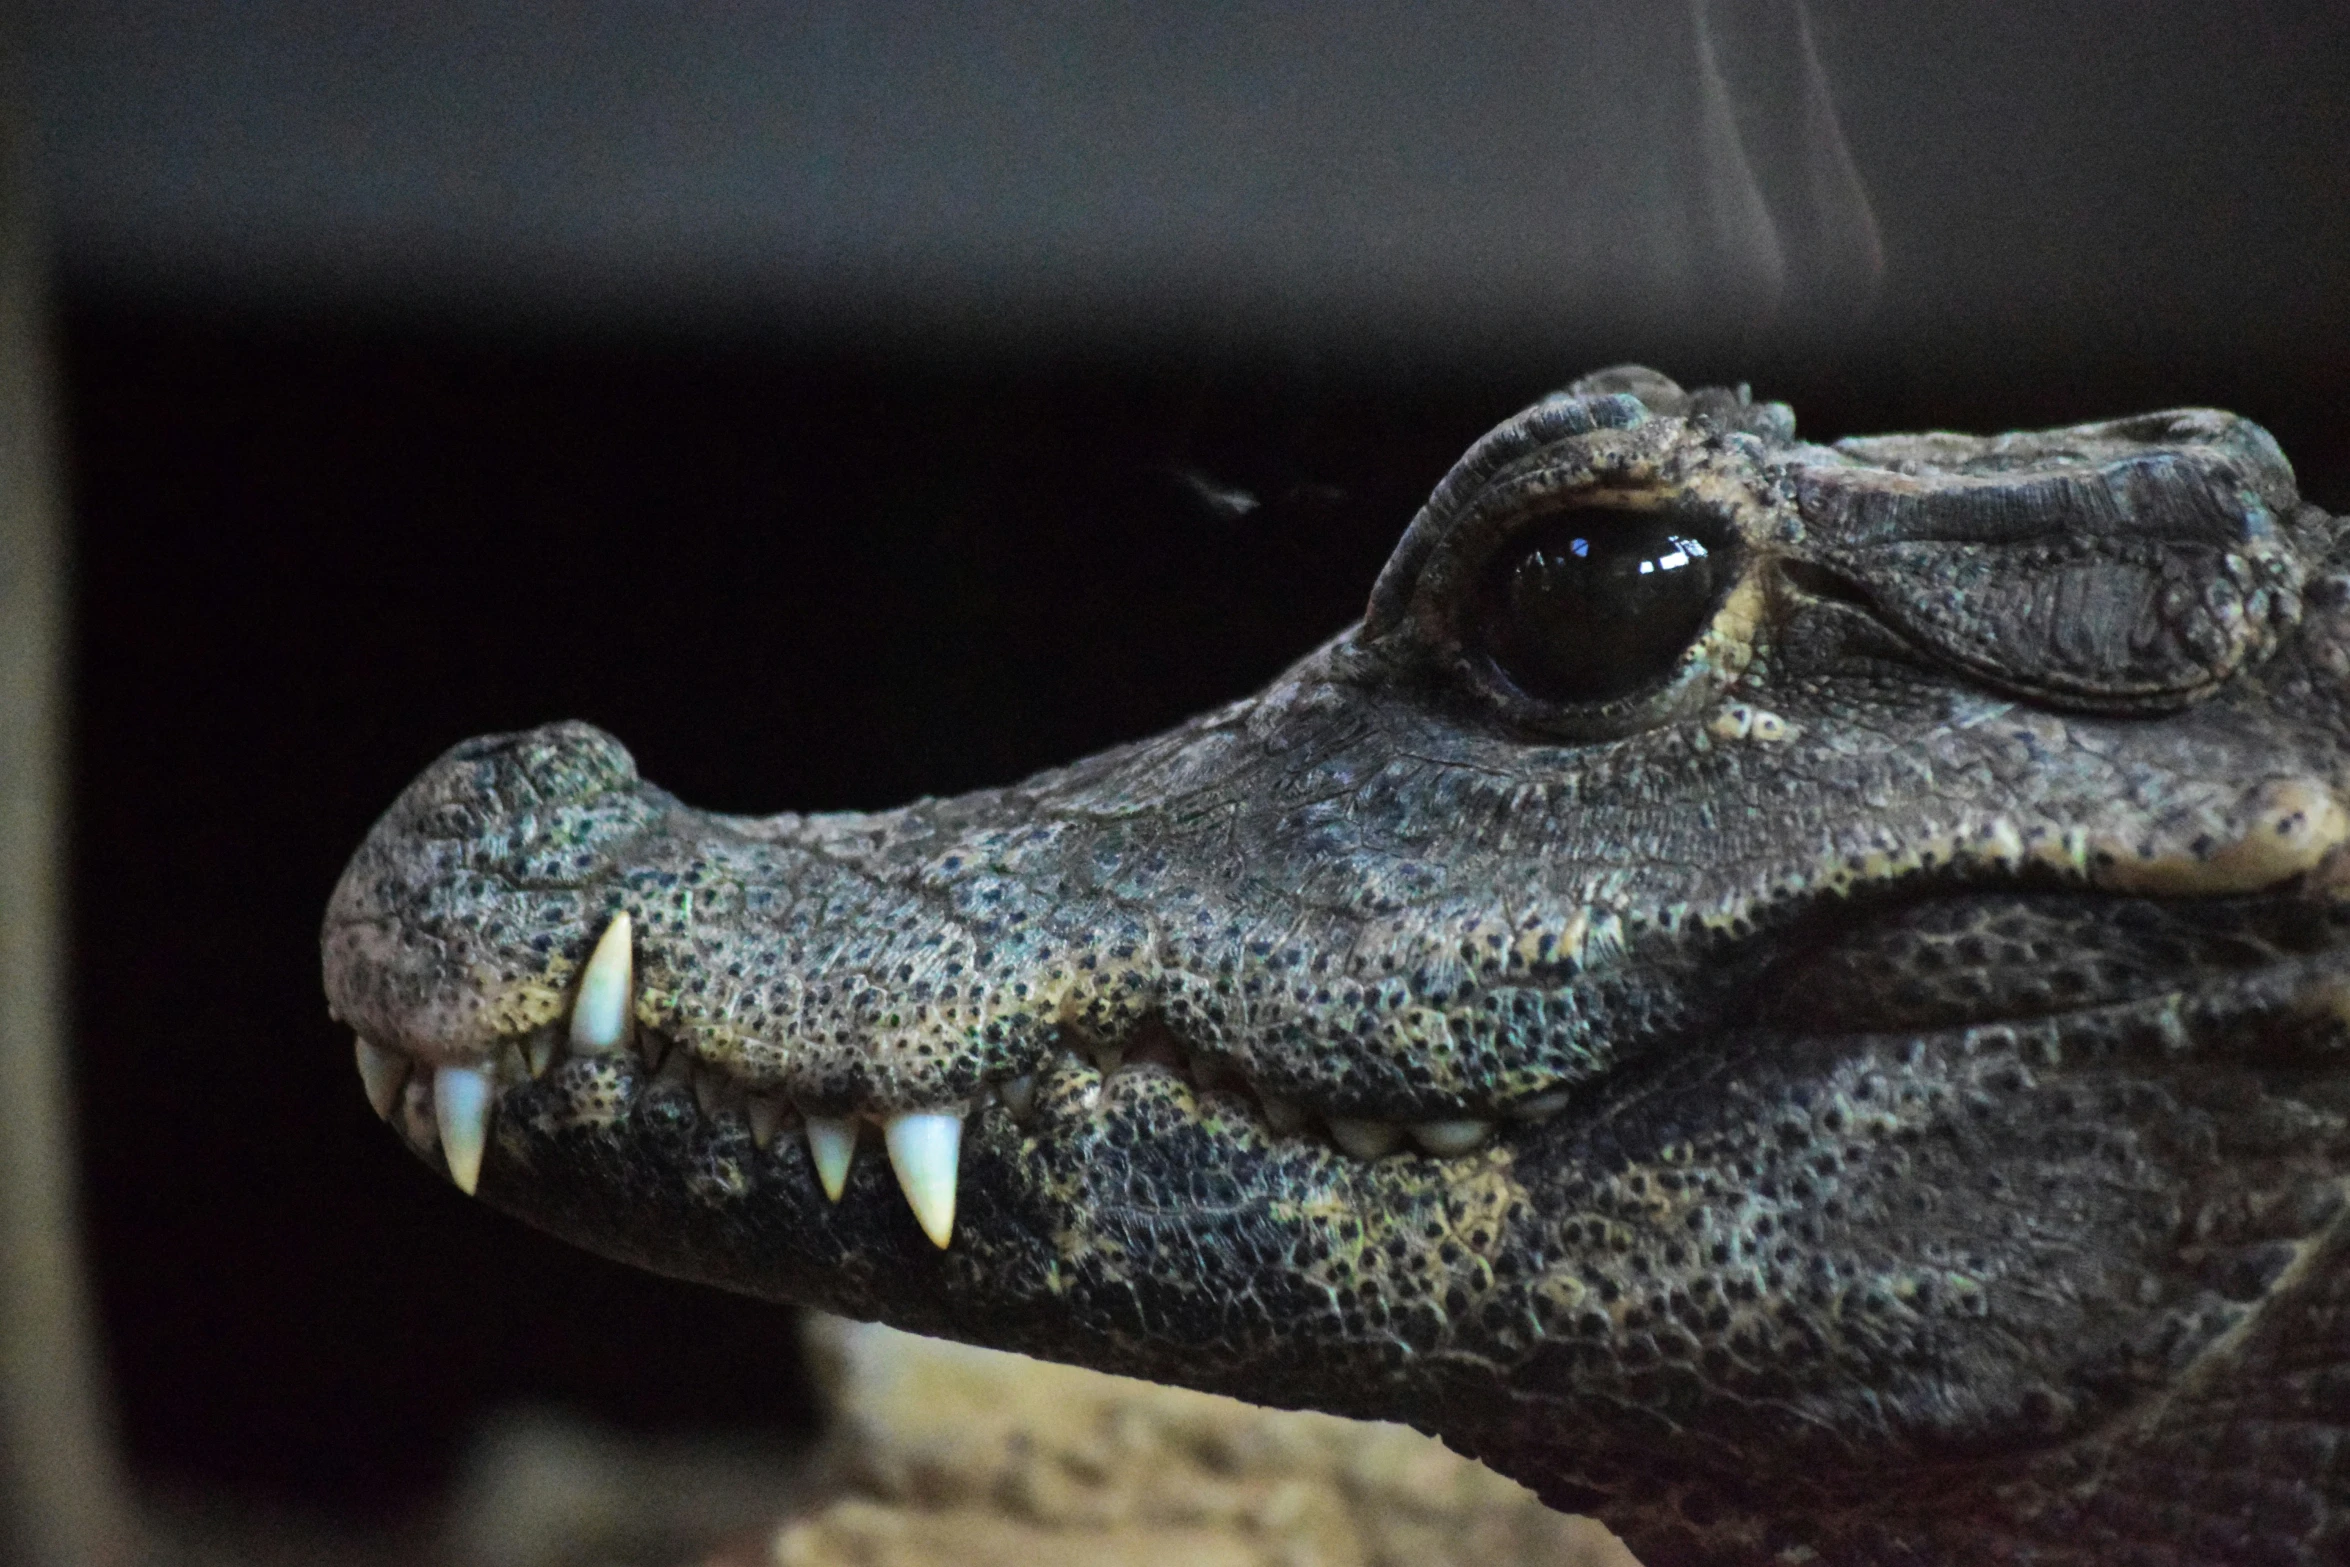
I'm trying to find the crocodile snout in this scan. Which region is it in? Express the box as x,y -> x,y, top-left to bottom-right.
322,721 -> 652,1066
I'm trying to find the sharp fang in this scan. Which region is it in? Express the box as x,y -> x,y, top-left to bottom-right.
805,1116 -> 857,1203
1261,1096 -> 1307,1136
569,912 -> 634,1053
1327,1118 -> 1404,1159
523,1029 -> 558,1078
748,1094 -> 789,1150
883,1111 -> 963,1248
999,1074 -> 1037,1120
354,1037 -> 408,1120
434,1066 -> 494,1196
1410,1118 -> 1495,1156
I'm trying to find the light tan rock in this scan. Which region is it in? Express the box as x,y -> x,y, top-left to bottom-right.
770,1315 -> 1636,1567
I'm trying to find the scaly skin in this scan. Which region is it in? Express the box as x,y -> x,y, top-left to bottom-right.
324,369 -> 2350,1564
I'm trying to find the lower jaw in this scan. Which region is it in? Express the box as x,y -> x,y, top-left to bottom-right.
423,969 -> 2350,1543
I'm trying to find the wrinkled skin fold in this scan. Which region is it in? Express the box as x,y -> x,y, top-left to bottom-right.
325,368 -> 2350,1565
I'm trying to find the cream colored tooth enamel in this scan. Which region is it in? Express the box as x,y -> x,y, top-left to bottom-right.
354,1037 -> 408,1120
434,1066 -> 494,1196
747,1094 -> 789,1150
883,1112 -> 963,1248
999,1074 -> 1037,1119
1410,1118 -> 1495,1156
569,912 -> 634,1053
805,1116 -> 857,1203
1327,1118 -> 1404,1159
523,1029 -> 558,1078
1261,1096 -> 1307,1136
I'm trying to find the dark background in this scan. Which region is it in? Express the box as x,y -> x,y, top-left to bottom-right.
31,0 -> 2350,1531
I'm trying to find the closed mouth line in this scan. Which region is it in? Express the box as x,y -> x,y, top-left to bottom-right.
351,913 -> 1565,1246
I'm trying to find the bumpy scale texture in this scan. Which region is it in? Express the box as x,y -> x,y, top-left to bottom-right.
325,368 -> 2350,1565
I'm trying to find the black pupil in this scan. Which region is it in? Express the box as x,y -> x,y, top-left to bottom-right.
1479,507 -> 1725,705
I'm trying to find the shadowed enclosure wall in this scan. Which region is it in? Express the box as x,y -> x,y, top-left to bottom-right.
0,32 -> 135,1567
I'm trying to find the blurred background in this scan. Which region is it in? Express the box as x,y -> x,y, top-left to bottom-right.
5,1 -> 2349,1560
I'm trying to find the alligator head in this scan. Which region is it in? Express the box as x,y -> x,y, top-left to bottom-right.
323,367 -> 2350,1565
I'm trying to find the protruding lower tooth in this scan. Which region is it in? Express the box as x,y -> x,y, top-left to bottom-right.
523,1029 -> 558,1078
747,1094 -> 789,1150
1327,1118 -> 1404,1159
1260,1096 -> 1307,1135
569,912 -> 634,1054
354,1037 -> 408,1120
1410,1118 -> 1495,1156
434,1065 -> 494,1196
805,1116 -> 857,1203
999,1074 -> 1037,1120
883,1111 -> 963,1248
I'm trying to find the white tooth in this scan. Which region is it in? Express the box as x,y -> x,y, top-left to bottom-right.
569,912 -> 634,1053
999,1074 -> 1037,1120
523,1029 -> 558,1078
1410,1118 -> 1495,1156
434,1066 -> 494,1196
1509,1089 -> 1572,1123
1260,1096 -> 1307,1135
805,1116 -> 857,1203
747,1094 -> 789,1150
354,1037 -> 408,1120
883,1111 -> 963,1248
401,1078 -> 438,1154
1327,1118 -> 1404,1159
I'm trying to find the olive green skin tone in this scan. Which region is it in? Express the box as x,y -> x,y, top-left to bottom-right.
326,371 -> 2350,1564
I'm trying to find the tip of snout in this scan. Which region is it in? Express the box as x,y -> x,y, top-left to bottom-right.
321,721 -> 652,1056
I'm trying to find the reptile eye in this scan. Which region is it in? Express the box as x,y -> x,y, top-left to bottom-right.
1477,506 -> 1729,705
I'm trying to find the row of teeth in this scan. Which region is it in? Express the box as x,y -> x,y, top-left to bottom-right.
354,915 -> 1533,1249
